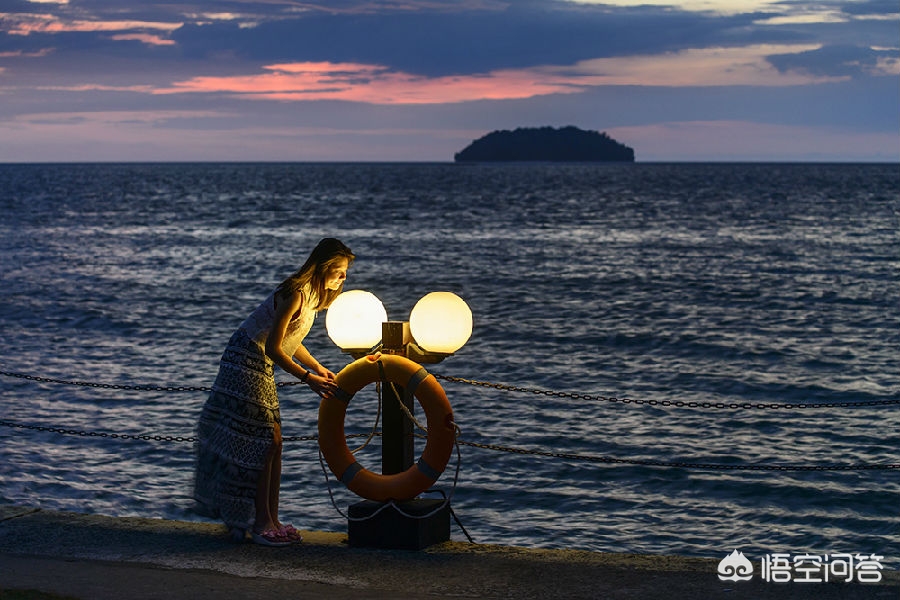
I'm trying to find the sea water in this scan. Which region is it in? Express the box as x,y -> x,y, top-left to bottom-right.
0,162 -> 898,561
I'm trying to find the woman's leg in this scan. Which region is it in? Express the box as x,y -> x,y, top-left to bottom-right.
254,423 -> 282,532
268,423 -> 283,527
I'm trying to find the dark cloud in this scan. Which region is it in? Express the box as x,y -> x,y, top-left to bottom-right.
768,44 -> 899,78
840,0 -> 900,17
0,0 -> 47,10
757,6 -> 900,50
170,3 -> 784,76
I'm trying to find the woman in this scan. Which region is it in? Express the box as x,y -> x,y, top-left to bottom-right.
194,238 -> 354,546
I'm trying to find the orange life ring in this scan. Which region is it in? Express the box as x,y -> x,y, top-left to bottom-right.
318,353 -> 455,502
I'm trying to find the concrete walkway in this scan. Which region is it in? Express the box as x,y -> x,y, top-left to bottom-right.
1,505 -> 896,599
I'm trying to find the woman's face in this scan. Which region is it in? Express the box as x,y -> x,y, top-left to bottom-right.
324,258 -> 349,290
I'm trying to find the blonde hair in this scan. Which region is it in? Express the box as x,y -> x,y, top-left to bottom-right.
275,238 -> 355,310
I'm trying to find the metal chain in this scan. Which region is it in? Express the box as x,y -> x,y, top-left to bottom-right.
4,367 -> 897,410
455,439 -> 900,472
432,374 -> 900,410
1,418 -> 896,472
0,419 -> 197,443
0,419 -> 365,444
0,369 -> 302,392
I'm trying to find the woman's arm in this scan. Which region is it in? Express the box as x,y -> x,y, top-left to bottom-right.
265,289 -> 337,397
293,343 -> 336,381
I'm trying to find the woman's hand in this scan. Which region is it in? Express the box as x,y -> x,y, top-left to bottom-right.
305,372 -> 338,399
314,364 -> 336,381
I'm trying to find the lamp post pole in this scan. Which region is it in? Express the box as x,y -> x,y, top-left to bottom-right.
381,321 -> 415,474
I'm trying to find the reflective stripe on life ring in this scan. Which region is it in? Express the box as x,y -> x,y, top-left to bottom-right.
318,353 -> 455,502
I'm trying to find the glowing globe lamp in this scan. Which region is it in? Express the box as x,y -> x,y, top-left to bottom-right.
326,290 -> 387,351
409,292 -> 472,354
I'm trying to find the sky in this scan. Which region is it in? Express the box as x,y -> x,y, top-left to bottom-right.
0,0 -> 897,162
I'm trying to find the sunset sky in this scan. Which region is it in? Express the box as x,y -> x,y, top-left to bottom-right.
1,0 -> 897,162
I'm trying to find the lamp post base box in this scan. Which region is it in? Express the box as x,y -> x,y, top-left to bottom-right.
348,499 -> 450,550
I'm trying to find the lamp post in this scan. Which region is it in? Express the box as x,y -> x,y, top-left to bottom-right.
326,290 -> 472,472
325,289 -> 472,549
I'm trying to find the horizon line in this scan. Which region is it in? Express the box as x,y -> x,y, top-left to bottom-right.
1,159 -> 898,166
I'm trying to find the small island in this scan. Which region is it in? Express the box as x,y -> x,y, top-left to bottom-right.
454,126 -> 635,163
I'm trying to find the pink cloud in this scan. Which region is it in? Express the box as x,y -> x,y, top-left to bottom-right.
0,48 -> 54,58
109,33 -> 176,46
35,83 -> 157,93
5,13 -> 180,36
155,61 -> 583,104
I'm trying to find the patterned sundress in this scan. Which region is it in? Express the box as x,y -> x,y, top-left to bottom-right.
193,286 -> 316,530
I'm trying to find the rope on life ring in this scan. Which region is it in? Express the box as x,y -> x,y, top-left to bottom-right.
318,353 -> 456,502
